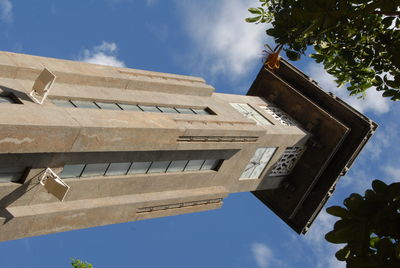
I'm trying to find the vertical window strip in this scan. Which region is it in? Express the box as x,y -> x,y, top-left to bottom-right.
230,103 -> 272,126
93,102 -> 102,109
145,161 -> 153,174
240,147 -> 277,179
51,99 -> 211,115
69,100 -> 77,107
125,162 -> 133,175
60,159 -> 222,179
0,96 -> 15,103
0,167 -> 27,183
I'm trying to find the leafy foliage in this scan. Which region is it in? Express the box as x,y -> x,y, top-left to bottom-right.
325,180 -> 400,267
246,0 -> 400,100
71,258 -> 94,268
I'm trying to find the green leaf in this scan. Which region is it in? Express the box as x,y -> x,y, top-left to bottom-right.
370,236 -> 380,248
285,50 -> 301,61
376,238 -> 394,260
343,193 -> 363,212
248,8 -> 262,15
266,28 -> 277,36
386,79 -> 398,88
245,16 -> 262,23
310,53 -> 324,63
373,75 -> 383,86
382,17 -> 395,28
388,183 -> 400,200
372,180 -> 388,194
325,222 -> 356,244
336,245 -> 351,261
326,206 -> 350,218
395,242 -> 400,260
383,89 -> 398,97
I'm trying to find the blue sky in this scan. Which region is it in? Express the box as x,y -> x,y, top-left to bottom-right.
0,0 -> 399,267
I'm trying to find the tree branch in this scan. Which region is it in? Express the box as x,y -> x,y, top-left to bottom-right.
374,11 -> 400,16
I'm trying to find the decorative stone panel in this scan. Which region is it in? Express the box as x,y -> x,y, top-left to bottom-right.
259,105 -> 298,126
270,147 -> 304,176
230,103 -> 272,126
178,136 -> 258,142
136,198 -> 223,213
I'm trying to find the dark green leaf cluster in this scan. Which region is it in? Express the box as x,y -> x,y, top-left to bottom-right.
325,180 -> 400,268
71,258 -> 94,268
247,0 -> 400,100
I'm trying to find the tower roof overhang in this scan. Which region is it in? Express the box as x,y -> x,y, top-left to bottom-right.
248,60 -> 377,234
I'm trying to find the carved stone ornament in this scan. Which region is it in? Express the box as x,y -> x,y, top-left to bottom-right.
270,147 -> 304,176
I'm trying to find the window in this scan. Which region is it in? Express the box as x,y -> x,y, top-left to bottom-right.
259,106 -> 298,126
0,167 -> 27,183
230,103 -> 272,126
269,147 -> 304,176
105,162 -> 131,176
158,106 -> 178,113
118,104 -> 142,111
147,161 -> 170,173
51,99 -> 75,108
95,102 -> 122,110
0,96 -> 16,104
80,163 -> 109,177
138,105 -> 161,113
184,160 -> 205,171
70,100 -> 98,109
166,160 -> 188,172
60,159 -> 222,179
201,159 -> 219,170
60,164 -> 85,178
240,147 -> 276,179
175,108 -> 195,114
191,109 -> 209,115
51,99 -> 212,115
128,162 -> 152,174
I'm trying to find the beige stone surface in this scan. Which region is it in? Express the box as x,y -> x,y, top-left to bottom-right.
0,51 -> 309,241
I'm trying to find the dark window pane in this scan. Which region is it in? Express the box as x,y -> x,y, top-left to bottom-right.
175,108 -> 195,114
157,106 -> 178,113
138,105 -> 161,113
95,102 -> 122,110
0,96 -> 15,104
71,100 -> 99,109
147,161 -> 170,173
60,164 -> 85,178
184,160 -> 205,171
128,162 -> 152,174
0,173 -> 23,183
81,163 -> 109,177
0,167 -> 26,183
201,159 -> 220,170
118,104 -> 142,111
51,99 -> 75,108
105,162 -> 131,176
191,109 -> 210,115
166,160 -> 188,173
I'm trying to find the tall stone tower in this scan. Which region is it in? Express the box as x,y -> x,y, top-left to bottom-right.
0,51 -> 376,241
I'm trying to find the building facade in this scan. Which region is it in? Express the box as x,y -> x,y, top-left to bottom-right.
0,51 -> 375,241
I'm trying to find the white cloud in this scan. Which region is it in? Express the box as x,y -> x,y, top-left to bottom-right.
305,211 -> 346,268
146,23 -> 168,42
383,166 -> 400,181
0,0 -> 12,22
251,242 -> 275,268
145,0 -> 157,7
306,210 -> 336,245
79,41 -> 126,67
306,63 -> 390,115
364,123 -> 398,161
175,0 -> 268,81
